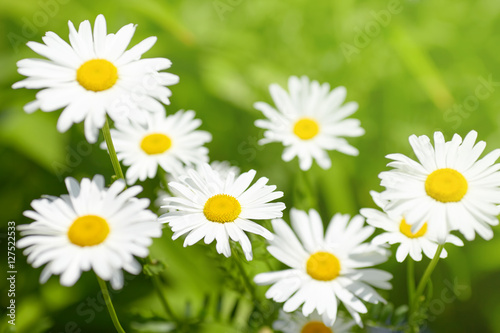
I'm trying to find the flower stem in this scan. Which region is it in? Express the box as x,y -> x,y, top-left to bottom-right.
229,242 -> 274,326
102,116 -> 126,182
102,118 -> 176,324
413,244 -> 444,304
230,243 -> 257,300
158,168 -> 171,193
96,276 -> 126,333
407,258 -> 416,332
409,244 -> 445,332
150,270 -> 178,321
294,170 -> 317,210
407,259 -> 415,306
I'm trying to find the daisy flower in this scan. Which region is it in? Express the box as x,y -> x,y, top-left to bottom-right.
159,163 -> 285,260
17,175 -> 161,289
102,110 -> 212,185
254,75 -> 364,171
360,191 -> 464,262
273,310 -> 355,333
13,14 -> 179,143
254,209 -> 392,326
379,130 -> 500,243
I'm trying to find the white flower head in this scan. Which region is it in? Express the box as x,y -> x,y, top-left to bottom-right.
102,110 -> 212,185
13,14 -> 180,143
254,209 -> 392,327
17,175 -> 161,289
273,310 -> 355,333
254,76 -> 365,171
159,163 -> 285,260
361,191 -> 464,262
379,130 -> 500,243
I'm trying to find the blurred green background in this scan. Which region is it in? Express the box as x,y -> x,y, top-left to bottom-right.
1,0 -> 500,332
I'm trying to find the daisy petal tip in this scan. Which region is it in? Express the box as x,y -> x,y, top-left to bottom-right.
263,232 -> 275,241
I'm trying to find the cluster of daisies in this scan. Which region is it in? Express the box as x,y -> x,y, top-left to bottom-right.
14,14 -> 500,333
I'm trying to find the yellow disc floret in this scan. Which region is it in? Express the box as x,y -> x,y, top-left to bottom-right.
140,133 -> 172,155
301,321 -> 333,333
203,194 -> 241,223
306,251 -> 341,281
399,218 -> 428,239
76,59 -> 118,92
68,215 -> 110,247
293,118 -> 320,140
425,168 -> 468,203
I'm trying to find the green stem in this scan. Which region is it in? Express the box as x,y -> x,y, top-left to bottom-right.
407,259 -> 415,306
231,243 -> 257,300
230,242 -> 274,325
102,119 -> 176,324
158,167 -> 170,192
102,116 -> 126,182
150,271 -> 178,321
294,170 -> 317,210
409,244 -> 445,331
407,258 -> 416,331
97,276 -> 126,333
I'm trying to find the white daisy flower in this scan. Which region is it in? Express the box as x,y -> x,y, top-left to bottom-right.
254,209 -> 392,326
155,160 -> 240,213
254,76 -> 365,171
159,163 -> 285,260
102,110 -> 212,185
13,14 -> 179,143
361,191 -> 464,262
273,310 -> 355,333
379,130 -> 500,243
17,175 -> 161,289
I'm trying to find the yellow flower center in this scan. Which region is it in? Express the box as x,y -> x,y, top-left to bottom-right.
425,168 -> 468,203
67,215 -> 110,247
76,59 -> 118,92
140,133 -> 172,155
306,251 -> 341,281
301,321 -> 333,333
203,194 -> 241,223
293,118 -> 320,140
399,218 -> 428,238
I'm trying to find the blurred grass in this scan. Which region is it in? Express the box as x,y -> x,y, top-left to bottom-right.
1,0 -> 500,332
